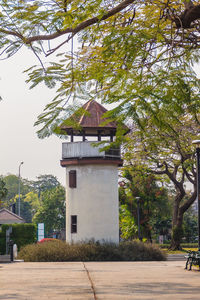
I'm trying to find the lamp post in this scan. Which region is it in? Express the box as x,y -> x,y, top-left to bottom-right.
136,197 -> 142,241
192,139 -> 200,251
18,161 -> 24,217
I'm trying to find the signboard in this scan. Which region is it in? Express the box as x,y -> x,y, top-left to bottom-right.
37,223 -> 44,241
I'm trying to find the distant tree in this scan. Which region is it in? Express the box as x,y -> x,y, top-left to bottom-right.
183,206 -> 198,243
24,192 -> 40,219
33,186 -> 66,236
119,165 -> 171,242
31,175 -> 60,198
119,204 -> 137,240
153,218 -> 172,241
10,194 -> 33,223
2,175 -> 31,208
1,174 -> 62,225
125,114 -> 198,250
19,199 -> 33,223
0,177 -> 7,208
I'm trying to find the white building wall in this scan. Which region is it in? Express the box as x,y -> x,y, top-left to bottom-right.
65,164 -> 119,244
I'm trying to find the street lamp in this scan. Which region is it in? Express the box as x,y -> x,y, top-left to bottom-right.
192,139 -> 200,251
136,197 -> 142,241
18,161 -> 24,217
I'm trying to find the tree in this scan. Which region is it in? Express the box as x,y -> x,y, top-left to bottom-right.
119,204 -> 137,240
0,177 -> 7,207
183,206 -> 198,243
0,1 -> 199,137
33,186 -> 66,235
124,110 -> 199,249
30,174 -> 60,197
1,174 -> 60,221
17,197 -> 33,223
24,191 -> 40,219
0,1 -> 199,247
119,165 -> 171,242
2,175 -> 31,209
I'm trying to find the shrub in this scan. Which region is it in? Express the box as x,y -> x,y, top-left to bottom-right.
18,240 -> 166,262
0,223 -> 37,254
119,241 -> 165,261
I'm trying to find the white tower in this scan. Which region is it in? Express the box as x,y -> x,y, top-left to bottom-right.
60,100 -> 127,244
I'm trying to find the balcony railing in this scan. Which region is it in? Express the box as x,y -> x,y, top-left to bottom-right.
62,141 -> 120,159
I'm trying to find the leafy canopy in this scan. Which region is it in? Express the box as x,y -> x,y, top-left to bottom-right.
0,1 -> 200,136
33,186 -> 66,234
0,177 -> 7,206
123,107 -> 199,249
119,164 -> 171,240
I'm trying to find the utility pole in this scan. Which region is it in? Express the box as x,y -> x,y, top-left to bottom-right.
18,161 -> 24,216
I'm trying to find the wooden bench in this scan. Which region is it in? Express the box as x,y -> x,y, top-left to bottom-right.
185,250 -> 200,270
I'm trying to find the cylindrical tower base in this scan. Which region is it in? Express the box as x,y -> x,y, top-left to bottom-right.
65,163 -> 119,244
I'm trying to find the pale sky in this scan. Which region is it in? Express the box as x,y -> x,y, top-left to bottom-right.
0,48 -> 66,185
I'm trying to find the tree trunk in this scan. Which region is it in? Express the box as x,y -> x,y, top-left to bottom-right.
170,213 -> 184,250
169,194 -> 184,250
169,192 -> 197,250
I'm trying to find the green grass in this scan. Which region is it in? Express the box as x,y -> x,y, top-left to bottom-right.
163,248 -> 198,254
159,243 -> 198,249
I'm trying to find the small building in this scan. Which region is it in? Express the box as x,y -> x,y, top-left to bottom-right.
59,100 -> 129,244
0,208 -> 25,225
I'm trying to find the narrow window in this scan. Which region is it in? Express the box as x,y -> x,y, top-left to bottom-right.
69,170 -> 76,188
71,215 -> 77,233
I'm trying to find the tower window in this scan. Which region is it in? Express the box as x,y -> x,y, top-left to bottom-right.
69,170 -> 77,188
71,215 -> 77,233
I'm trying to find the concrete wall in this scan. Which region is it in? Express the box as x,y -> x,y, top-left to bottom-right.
65,164 -> 119,244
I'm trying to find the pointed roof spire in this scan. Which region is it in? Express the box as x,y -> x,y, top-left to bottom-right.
60,100 -> 121,137
76,100 -> 117,128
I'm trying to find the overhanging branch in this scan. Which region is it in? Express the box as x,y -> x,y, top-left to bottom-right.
1,0 -> 135,45
173,1 -> 200,28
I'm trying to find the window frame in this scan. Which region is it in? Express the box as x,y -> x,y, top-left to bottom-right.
71,215 -> 77,233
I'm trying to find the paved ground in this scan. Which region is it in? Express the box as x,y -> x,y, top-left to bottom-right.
0,260 -> 200,300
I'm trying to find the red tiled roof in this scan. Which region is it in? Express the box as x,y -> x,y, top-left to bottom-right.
79,100 -> 117,128
0,208 -> 25,224
61,100 -> 118,130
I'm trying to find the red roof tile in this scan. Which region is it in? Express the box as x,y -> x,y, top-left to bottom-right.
0,208 -> 25,224
61,100 -> 117,130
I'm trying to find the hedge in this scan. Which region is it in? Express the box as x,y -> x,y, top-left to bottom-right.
18,240 -> 167,262
0,223 -> 37,254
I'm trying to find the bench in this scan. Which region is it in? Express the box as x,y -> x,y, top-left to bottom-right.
185,250 -> 200,270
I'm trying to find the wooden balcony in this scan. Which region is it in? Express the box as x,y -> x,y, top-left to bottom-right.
62,141 -> 120,159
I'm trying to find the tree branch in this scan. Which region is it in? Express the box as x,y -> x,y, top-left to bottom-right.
0,28 -> 23,40
173,1 -> 200,28
1,0 -> 135,45
179,188 -> 197,215
163,161 -> 185,196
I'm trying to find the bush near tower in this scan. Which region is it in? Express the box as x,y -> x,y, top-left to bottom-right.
18,239 -> 166,262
